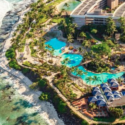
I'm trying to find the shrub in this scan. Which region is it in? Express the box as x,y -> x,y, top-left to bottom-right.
38,78 -> 48,88
9,59 -> 21,70
22,68 -> 29,74
57,100 -> 67,113
81,120 -> 89,125
5,48 -> 15,60
47,72 -> 51,76
23,61 -> 32,67
29,82 -> 38,89
48,60 -> 53,64
109,107 -> 123,118
39,92 -> 50,101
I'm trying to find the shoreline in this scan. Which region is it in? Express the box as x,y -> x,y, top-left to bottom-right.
0,0 -> 65,125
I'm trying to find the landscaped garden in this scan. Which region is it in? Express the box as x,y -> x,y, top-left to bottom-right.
5,0 -> 125,123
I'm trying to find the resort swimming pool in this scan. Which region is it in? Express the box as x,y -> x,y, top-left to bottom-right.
58,0 -> 81,12
61,53 -> 83,67
46,38 -> 124,85
45,38 -> 66,56
72,66 -> 124,85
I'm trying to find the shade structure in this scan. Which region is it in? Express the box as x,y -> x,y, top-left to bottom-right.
109,81 -> 119,88
107,79 -> 117,83
92,90 -> 102,96
104,92 -> 113,96
112,91 -> 120,95
122,91 -> 125,96
102,87 -> 111,93
114,94 -> 121,99
100,83 -> 108,88
106,95 -> 114,101
97,99 -> 106,107
93,87 -> 100,92
88,96 -> 97,103
96,95 -> 104,100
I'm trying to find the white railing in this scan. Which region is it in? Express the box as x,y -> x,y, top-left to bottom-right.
113,2 -> 125,17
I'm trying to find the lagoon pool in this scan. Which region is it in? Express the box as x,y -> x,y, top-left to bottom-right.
58,0 -> 81,12
72,66 -> 124,85
45,38 -> 66,56
61,53 -> 83,67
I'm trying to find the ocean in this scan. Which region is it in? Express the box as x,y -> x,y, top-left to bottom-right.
0,0 -> 48,125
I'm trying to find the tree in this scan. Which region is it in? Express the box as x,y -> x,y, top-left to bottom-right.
91,43 -> 111,56
119,17 -> 125,34
120,33 -> 125,43
91,29 -> 97,34
85,76 -> 93,84
109,107 -> 123,118
38,79 -> 48,88
82,40 -> 91,48
62,58 -> 70,65
89,103 -> 97,111
67,34 -> 74,43
106,17 -> 116,36
57,100 -> 67,113
39,92 -> 50,101
79,32 -> 86,38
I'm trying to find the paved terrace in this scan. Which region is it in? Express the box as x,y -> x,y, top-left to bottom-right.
114,2 -> 125,17
71,0 -> 98,15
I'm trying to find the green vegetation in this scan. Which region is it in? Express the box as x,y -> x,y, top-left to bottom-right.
91,43 -> 111,56
93,117 -> 115,122
109,107 -> 123,118
5,48 -> 15,60
39,92 -> 50,101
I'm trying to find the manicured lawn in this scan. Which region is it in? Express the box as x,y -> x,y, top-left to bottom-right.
93,117 -> 116,122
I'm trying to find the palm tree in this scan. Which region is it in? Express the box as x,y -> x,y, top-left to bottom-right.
67,34 -> 74,43
62,58 -> 70,65
89,103 -> 97,111
85,76 -> 93,84
64,3 -> 69,7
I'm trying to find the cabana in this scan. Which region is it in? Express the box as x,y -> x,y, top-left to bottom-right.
93,87 -> 100,91
106,95 -> 114,101
104,92 -> 113,96
96,95 -> 104,100
100,83 -> 109,88
114,94 -> 121,99
107,79 -> 117,83
97,100 -> 106,107
109,81 -> 119,90
92,90 -> 102,96
122,91 -> 125,96
112,91 -> 120,95
102,87 -> 111,93
88,96 -> 97,103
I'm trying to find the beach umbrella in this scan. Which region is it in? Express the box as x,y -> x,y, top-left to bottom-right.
97,100 -> 106,107
88,96 -> 97,103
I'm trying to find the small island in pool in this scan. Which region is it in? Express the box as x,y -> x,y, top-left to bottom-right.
5,0 -> 125,124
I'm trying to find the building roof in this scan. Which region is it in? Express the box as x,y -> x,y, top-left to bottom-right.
114,94 -> 121,99
93,87 -> 100,91
107,79 -> 117,83
104,92 -> 113,96
96,95 -> 104,100
102,87 -> 112,93
122,91 -> 125,96
100,83 -> 109,88
106,95 -> 114,101
112,91 -> 120,95
109,81 -> 119,87
92,90 -> 102,96
88,96 -> 97,103
97,100 -> 106,107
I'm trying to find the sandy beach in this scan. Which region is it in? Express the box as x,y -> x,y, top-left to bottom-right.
0,0 -> 65,125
